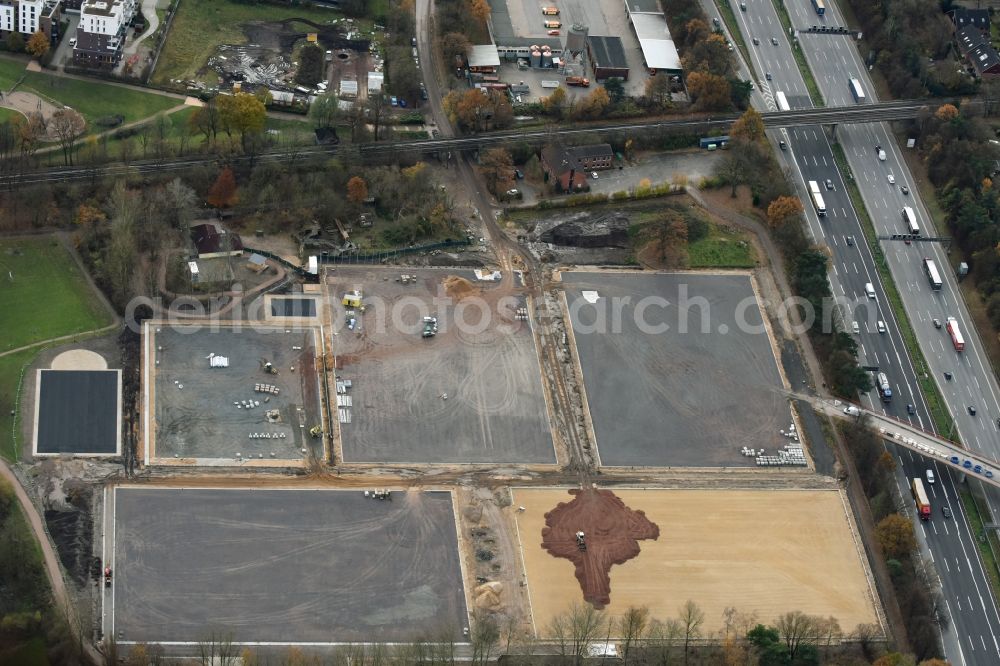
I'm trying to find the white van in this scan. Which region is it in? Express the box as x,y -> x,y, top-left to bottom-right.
926,469 -> 935,484
851,321 -> 860,334
865,283 -> 876,299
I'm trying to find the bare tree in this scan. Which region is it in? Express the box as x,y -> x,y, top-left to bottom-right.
618,606 -> 650,664
775,611 -> 821,662
852,622 -> 881,660
48,108 -> 86,166
678,600 -> 705,665
196,631 -> 238,666
648,617 -> 683,664
470,610 -> 500,665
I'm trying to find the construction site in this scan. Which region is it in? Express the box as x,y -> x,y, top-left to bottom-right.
51,240 -> 891,656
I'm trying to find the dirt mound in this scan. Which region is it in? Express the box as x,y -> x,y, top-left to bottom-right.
541,488 -> 659,608
443,276 -> 479,301
473,581 -> 504,610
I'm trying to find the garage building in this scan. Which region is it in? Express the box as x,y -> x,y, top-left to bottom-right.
587,35 -> 629,80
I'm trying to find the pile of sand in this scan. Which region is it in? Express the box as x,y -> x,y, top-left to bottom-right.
443,276 -> 479,301
473,581 -> 504,610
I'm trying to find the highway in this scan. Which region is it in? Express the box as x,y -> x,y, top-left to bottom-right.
722,0 -> 1000,661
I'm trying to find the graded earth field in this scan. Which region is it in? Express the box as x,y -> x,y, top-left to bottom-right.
512,488 -> 880,636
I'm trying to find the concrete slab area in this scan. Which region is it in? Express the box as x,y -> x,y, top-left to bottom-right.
561,271 -> 789,466
145,323 -> 323,464
331,267 -> 555,465
110,487 -> 469,644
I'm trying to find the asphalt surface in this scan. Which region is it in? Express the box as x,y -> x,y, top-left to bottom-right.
561,272 -> 789,467
725,0 -> 1000,660
35,370 -> 119,455
110,488 -> 468,644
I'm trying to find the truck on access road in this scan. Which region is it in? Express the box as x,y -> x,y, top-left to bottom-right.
946,316 -> 965,352
566,76 -> 590,87
911,478 -> 931,520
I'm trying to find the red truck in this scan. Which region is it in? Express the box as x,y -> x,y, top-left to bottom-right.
946,316 -> 965,352
566,76 -> 590,87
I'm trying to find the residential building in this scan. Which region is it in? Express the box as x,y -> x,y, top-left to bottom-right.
190,223 -> 244,259
587,35 -> 629,80
541,143 -> 615,191
72,0 -> 135,66
951,7 -> 990,33
955,24 -> 1000,76
0,0 -> 60,41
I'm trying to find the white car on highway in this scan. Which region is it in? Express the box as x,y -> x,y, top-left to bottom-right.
887,174 -> 895,184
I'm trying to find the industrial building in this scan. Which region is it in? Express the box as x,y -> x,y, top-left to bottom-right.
587,35 -> 629,80
625,0 -> 682,76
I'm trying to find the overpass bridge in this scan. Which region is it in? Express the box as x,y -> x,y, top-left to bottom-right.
812,396 -> 1000,489
360,98 -> 956,157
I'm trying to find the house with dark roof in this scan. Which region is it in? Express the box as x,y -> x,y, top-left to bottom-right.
190,223 -> 244,259
951,7 -> 990,33
955,24 -> 1000,76
587,35 -> 629,80
541,144 -> 614,193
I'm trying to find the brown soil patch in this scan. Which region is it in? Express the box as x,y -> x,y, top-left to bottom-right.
699,185 -> 762,222
443,275 -> 480,301
540,488 -> 659,608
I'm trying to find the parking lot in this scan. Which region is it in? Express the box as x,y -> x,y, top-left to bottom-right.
109,487 -> 469,644
561,271 -> 791,467
330,267 -> 555,465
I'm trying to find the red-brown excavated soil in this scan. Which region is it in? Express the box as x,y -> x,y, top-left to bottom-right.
541,487 -> 659,608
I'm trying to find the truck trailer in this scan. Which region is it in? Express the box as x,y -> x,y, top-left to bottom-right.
911,478 -> 931,520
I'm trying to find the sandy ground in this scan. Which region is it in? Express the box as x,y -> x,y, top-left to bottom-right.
512,487 -> 880,637
50,349 -> 107,370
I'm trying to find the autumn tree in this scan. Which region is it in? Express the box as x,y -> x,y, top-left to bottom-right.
469,0 -> 491,23
731,107 -> 766,144
575,86 -> 610,120
217,92 -> 266,153
479,147 -> 514,196
934,103 -> 959,121
875,513 -> 917,559
207,167 -> 239,208
542,86 -> 567,118
767,195 -> 804,228
74,203 -> 106,228
686,71 -> 731,111
346,176 -> 369,204
25,31 -> 49,59
49,108 -> 86,166
444,89 -> 510,132
13,112 -> 45,161
189,99 -> 221,145
440,32 -> 472,65
873,653 -> 916,666
644,73 -> 672,110
684,33 -> 733,76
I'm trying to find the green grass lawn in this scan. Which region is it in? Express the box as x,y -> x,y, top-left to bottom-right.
0,348 -> 38,462
0,56 -> 27,90
153,0 -> 349,84
19,71 -> 179,126
689,226 -> 757,268
0,237 -> 110,352
0,107 -> 24,123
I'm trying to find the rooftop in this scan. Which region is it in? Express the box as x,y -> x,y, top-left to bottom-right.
630,12 -> 681,72
587,35 -> 628,70
468,44 -> 501,68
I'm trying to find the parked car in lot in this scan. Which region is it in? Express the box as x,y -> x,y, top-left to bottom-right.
547,29 -> 560,35
591,171 -> 599,179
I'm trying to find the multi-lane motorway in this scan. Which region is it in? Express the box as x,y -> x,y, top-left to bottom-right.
719,0 -> 1000,661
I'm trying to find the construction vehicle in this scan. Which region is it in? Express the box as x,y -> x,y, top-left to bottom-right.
422,316 -> 438,338
566,76 -> 590,87
261,360 -> 278,375
575,531 -> 587,551
309,425 -> 323,438
342,290 -> 362,308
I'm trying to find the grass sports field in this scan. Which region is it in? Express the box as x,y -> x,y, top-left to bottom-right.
512,488 -> 881,637
0,237 -> 110,352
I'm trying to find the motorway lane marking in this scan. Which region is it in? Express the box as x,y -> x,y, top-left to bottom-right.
945,558 -> 950,572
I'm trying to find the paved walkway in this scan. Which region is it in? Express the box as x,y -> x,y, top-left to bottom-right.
126,0 -> 162,55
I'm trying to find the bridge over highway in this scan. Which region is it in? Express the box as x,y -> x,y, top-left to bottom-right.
812,396 -> 1000,489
